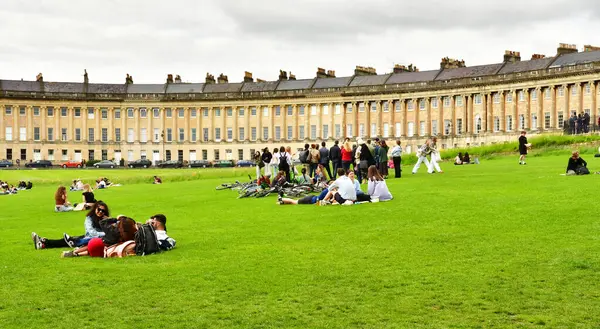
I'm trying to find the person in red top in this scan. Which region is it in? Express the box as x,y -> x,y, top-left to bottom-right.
341,140 -> 353,173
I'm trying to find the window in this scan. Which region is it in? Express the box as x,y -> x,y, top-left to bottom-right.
572,86 -> 577,95
202,150 -> 208,160
227,127 -> 233,141
21,149 -> 27,161
47,106 -> 54,116
494,116 -> 500,132
167,128 -> 173,142
407,101 -> 414,110
88,128 -> 94,142
263,127 -> 269,140
506,93 -> 513,103
203,108 -> 209,117
407,122 -> 414,137
102,150 -> 108,161
519,91 -> 525,102
322,125 -> 329,139
88,150 -> 95,161
370,102 -> 377,112
519,114 -> 525,130
370,123 -> 376,137
299,106 -> 305,116
179,128 -> 184,142
287,106 -> 293,116
456,96 -> 463,107
419,99 -> 426,110
127,128 -> 135,143
287,126 -> 293,140
140,108 -> 148,118
383,123 -> 389,137
164,108 -> 171,118
190,108 -> 197,118
102,128 -> 108,142
359,124 -> 365,137
506,115 -> 513,131
545,88 -> 551,99
153,108 -> 160,118
275,106 -> 281,116
239,108 -> 245,116
61,128 -> 67,141
238,127 -> 245,141
19,127 -> 26,141
444,97 -> 451,107
5,127 -> 12,141
558,112 -> 564,128
127,108 -> 134,118
359,103 -> 365,112
347,104 -> 353,113
73,107 -> 81,117
20,106 -> 26,116
275,126 -> 281,140
493,93 -> 500,103
47,128 -> 53,141
431,98 -> 438,108
251,127 -> 257,141
101,108 -> 108,119
33,107 -> 40,116
346,124 -> 353,138
214,150 -> 220,161
531,90 -> 537,100
263,107 -> 269,117
238,149 -> 244,161
165,150 -> 171,161
383,101 -> 389,112
323,104 -> 329,115
251,107 -> 257,116
33,127 -> 40,141
114,109 -> 121,119
474,94 -> 482,105
444,120 -> 451,135
586,83 -> 591,95
419,121 -> 425,136
191,128 -> 197,142
47,149 -> 53,161
114,128 -> 120,142
151,128 -> 159,142
395,102 -> 400,112
531,114 -> 537,130
335,104 -> 341,114
203,128 -> 209,142
476,116 -> 482,133
140,128 -> 147,143
178,108 -> 184,118
558,86 -> 564,97
86,107 -> 94,119
432,120 -> 438,136
5,106 -> 12,115
215,128 -> 221,141
311,105 -> 317,116
544,112 -> 551,129
299,125 -> 305,139
456,119 -> 463,134
335,124 -> 341,138
395,123 -> 401,137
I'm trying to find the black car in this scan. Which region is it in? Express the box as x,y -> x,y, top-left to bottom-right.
0,160 -> 13,168
212,160 -> 235,168
94,160 -> 118,169
128,159 -> 152,168
236,160 -> 255,167
157,160 -> 183,168
25,160 -> 53,168
188,160 -> 211,168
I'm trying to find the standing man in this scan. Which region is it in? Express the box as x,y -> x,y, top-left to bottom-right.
329,140 -> 342,180
412,139 -> 431,174
390,140 -> 402,178
373,138 -> 381,170
319,142 -> 332,179
518,130 -> 531,165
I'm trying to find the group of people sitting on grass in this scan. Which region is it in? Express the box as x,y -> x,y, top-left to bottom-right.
55,182 -> 98,212
454,152 -> 479,165
33,200 -> 176,258
1,180 -> 32,194
278,166 -> 393,206
153,176 -> 162,184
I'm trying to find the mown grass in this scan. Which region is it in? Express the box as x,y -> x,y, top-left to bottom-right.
1,150 -> 600,328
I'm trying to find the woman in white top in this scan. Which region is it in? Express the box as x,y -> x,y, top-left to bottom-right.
367,165 -> 393,201
270,147 -> 280,176
427,137 -> 443,174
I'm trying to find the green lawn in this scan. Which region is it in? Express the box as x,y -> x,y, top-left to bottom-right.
1,154 -> 599,328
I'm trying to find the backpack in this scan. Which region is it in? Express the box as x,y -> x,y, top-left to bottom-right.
576,166 -> 590,175
134,224 -> 161,256
279,152 -> 289,170
299,150 -> 309,164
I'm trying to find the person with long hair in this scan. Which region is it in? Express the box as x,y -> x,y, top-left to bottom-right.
81,184 -> 97,209
62,216 -> 138,257
341,140 -> 353,173
427,137 -> 443,174
270,147 -> 280,176
277,146 -> 291,182
367,165 -> 393,201
32,200 -> 111,249
378,140 -> 390,178
54,186 -> 73,212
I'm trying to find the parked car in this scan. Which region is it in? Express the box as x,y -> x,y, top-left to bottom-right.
236,160 -> 255,167
25,160 -> 53,168
128,159 -> 153,168
157,160 -> 183,168
94,160 -> 118,169
212,160 -> 234,168
0,159 -> 13,168
61,160 -> 82,168
188,160 -> 211,168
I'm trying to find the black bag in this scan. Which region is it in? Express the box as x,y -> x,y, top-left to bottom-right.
134,224 -> 161,256
279,152 -> 289,170
576,166 -> 590,175
299,150 -> 309,164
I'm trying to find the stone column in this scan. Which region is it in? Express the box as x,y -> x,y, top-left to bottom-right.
364,101 -> 370,138
486,93 -> 493,132
281,105 -> 287,141
536,87 -> 543,130
550,86 -> 557,129
401,99 -> 407,137
341,103 -> 347,138
184,107 -> 190,143
27,106 -> 33,141
40,106 -> 46,140
425,98 -> 431,136
330,103 -> 336,140
499,91 -> 506,132
375,100 -> 382,137
465,95 -> 471,133
292,105 -> 298,140
107,108 -> 113,142
592,82 -> 598,129
578,82 -> 584,115
451,96 -> 456,135
232,107 -> 238,141
269,105 -> 274,142
121,107 -> 127,144
54,107 -> 60,144
438,97 -> 444,136
148,108 -> 153,143
414,99 -> 420,136
352,102 -> 359,137
564,84 -> 570,119
524,90 -> 530,129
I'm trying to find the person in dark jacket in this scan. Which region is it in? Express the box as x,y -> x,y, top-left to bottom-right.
319,142 -> 332,179
261,148 -> 273,176
329,140 -> 342,179
566,151 -> 588,175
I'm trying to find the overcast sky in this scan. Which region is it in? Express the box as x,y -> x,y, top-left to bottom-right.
1,0 -> 598,84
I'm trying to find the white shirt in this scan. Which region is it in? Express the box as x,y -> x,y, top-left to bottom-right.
335,175 -> 357,201
391,145 -> 402,157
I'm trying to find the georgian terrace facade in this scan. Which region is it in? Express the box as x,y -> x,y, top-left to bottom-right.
2,45 -> 600,164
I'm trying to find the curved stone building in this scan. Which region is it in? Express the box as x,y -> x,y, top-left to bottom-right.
1,43 -> 600,164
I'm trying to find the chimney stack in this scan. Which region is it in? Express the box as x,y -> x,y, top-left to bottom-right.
504,50 -> 521,63
256,78 -> 266,83
217,73 -> 228,84
288,73 -> 296,80
393,64 -> 418,74
354,66 -> 377,76
316,67 -> 328,78
531,54 -> 546,60
166,74 -> 174,84
205,73 -> 216,84
174,75 -> 182,83
278,70 -> 288,81
584,45 -> 600,52
557,43 -> 578,56
36,73 -> 43,82
243,71 -> 253,83
327,70 -> 336,78
440,57 -> 466,70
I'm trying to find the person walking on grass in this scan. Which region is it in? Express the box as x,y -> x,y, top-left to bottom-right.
427,137 -> 443,174
518,130 -> 531,165
412,139 -> 432,174
319,142 -> 332,179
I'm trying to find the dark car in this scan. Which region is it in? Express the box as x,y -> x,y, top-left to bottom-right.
212,160 -> 234,168
236,160 -> 255,167
188,160 -> 211,168
0,159 -> 13,168
157,160 -> 183,168
128,159 -> 152,168
25,160 -> 53,168
94,160 -> 118,169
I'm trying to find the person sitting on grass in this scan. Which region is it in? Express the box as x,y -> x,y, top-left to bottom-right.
96,179 -> 107,189
348,170 -> 371,202
270,170 -> 288,188
297,167 -> 312,185
454,152 -> 463,165
153,176 -> 162,184
33,201 -> 111,249
463,152 -> 471,164
566,151 -> 589,175
257,175 -> 271,189
367,165 -> 393,201
81,184 -> 97,210
55,186 -> 74,212
146,214 -> 176,251
70,179 -> 84,191
320,168 -> 357,205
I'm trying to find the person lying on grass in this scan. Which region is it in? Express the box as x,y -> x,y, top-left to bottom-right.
32,201 -> 111,249
277,185 -> 331,205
